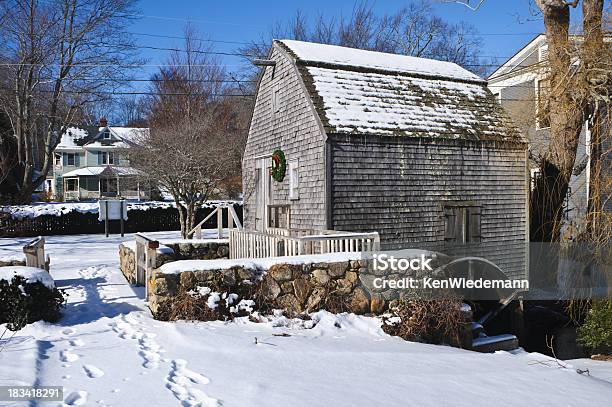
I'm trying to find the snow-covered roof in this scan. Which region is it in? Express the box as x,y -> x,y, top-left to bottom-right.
62,166 -> 106,177
56,126 -> 92,151
276,40 -> 524,143
280,40 -> 482,83
62,166 -> 143,178
107,127 -> 148,144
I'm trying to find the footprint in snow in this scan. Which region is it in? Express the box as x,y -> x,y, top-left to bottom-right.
62,328 -> 77,335
64,390 -> 88,406
69,339 -> 85,347
165,358 -> 219,406
60,349 -> 79,363
83,364 -> 105,378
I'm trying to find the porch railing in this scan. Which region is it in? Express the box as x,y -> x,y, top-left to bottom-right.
229,228 -> 380,259
188,205 -> 243,239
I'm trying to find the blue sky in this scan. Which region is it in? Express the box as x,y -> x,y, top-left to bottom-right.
126,0 -> 591,90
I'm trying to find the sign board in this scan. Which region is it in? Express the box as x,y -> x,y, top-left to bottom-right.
98,200 -> 128,221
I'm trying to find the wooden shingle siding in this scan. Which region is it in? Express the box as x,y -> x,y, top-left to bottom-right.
329,135 -> 528,279
242,46 -> 327,231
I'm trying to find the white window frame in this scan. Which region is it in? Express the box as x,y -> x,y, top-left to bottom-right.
101,151 -> 114,165
288,159 -> 299,200
65,178 -> 78,192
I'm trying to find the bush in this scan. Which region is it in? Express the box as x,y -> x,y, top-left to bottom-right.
0,276 -> 66,331
578,300 -> 612,354
382,291 -> 470,348
156,273 -> 259,322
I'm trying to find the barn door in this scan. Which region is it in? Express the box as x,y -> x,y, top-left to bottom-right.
255,158 -> 270,232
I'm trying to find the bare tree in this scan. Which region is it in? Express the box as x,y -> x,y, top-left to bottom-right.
0,0 -> 140,203
240,0 -> 486,75
131,26 -> 247,238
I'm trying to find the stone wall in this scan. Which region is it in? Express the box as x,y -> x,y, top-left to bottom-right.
0,259 -> 26,267
119,241 -> 230,285
148,254 -> 448,318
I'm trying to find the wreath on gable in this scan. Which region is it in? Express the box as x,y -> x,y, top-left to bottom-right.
271,149 -> 286,182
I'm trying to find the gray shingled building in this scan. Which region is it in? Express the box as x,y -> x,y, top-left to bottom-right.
242,40 -> 529,278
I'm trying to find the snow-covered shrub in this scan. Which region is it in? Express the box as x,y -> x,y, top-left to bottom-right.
0,276 -> 66,331
381,290 -> 470,348
578,300 -> 612,354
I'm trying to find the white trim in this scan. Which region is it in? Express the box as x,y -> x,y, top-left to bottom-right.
488,34 -> 546,80
288,158 -> 299,200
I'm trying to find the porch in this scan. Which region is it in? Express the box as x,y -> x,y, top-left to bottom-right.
62,166 -> 150,201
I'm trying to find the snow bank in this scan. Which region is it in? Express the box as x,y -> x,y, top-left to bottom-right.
0,252 -> 25,263
0,266 -> 55,288
1,200 -> 242,220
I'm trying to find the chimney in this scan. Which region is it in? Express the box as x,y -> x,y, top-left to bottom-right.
99,117 -> 108,127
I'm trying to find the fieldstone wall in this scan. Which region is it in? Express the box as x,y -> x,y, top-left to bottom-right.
148,256 -> 450,318
0,259 -> 26,267
119,241 -> 230,285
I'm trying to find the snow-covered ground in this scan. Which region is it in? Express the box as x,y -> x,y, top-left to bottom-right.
1,232 -> 612,407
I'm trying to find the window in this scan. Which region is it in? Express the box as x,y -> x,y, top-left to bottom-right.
444,205 -> 482,244
272,87 -> 282,114
66,153 -> 75,166
288,159 -> 299,200
530,168 -> 541,191
54,153 -> 62,166
65,178 -> 78,191
536,78 -> 550,129
99,152 -> 114,165
538,45 -> 549,62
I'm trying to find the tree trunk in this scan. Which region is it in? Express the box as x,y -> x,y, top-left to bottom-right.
530,0 -> 603,242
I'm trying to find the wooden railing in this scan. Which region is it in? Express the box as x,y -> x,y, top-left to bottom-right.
229,228 -> 380,259
188,205 -> 243,239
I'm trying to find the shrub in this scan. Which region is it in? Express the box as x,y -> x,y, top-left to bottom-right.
578,300 -> 612,354
157,273 -> 259,322
0,276 -> 66,331
382,290 -> 470,348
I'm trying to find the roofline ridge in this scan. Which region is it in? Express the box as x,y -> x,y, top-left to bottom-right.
295,59 -> 487,86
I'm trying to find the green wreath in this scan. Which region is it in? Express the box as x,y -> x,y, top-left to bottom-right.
271,149 -> 286,182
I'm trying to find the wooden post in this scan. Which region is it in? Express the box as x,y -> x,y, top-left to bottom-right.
23,237 -> 45,270
120,199 -> 125,237
104,200 -> 109,237
217,207 -> 223,239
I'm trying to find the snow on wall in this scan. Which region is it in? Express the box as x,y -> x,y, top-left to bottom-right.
158,252 -> 366,274
1,200 -> 242,220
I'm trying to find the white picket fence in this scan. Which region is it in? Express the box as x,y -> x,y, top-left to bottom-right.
229,228 -> 380,259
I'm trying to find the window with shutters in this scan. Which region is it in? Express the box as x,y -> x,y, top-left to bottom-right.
444,205 -> 482,244
66,153 -> 76,166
